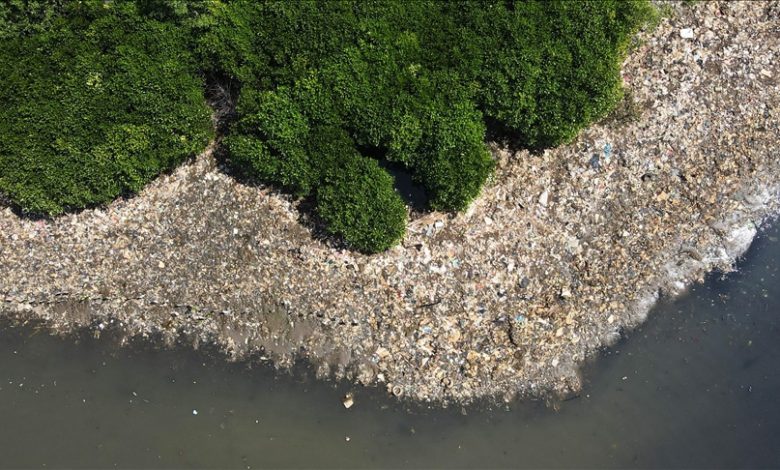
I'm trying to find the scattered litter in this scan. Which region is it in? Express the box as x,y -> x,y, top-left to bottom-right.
342,393 -> 354,409
538,190 -> 549,207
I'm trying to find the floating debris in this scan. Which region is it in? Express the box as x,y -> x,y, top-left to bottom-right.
342,393 -> 354,409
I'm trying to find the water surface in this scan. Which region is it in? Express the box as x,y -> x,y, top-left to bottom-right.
1,224 -> 779,468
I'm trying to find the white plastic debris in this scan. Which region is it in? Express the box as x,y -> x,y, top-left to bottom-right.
538,190 -> 549,207
342,393 -> 354,409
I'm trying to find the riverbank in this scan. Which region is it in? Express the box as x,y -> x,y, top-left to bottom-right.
1,1 -> 779,404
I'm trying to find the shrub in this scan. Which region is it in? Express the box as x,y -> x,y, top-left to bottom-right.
0,0 -> 655,252
436,0 -> 656,148
314,128 -> 407,253
0,4 -> 213,215
199,0 -> 653,251
225,87 -> 315,195
414,100 -> 495,211
0,0 -> 65,39
195,0 -> 360,90
136,0 -> 212,21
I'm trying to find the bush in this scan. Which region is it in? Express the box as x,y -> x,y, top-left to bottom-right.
200,0 -> 653,251
415,100 -> 495,211
314,129 -> 407,253
0,0 -> 655,252
0,0 -> 65,39
0,4 -> 213,215
226,87 -> 315,195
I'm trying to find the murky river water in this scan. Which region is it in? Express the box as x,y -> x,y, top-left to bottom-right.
1,223 -> 779,468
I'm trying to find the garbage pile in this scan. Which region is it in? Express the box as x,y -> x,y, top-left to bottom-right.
1,1 -> 779,404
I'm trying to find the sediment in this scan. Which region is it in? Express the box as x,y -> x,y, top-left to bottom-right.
1,1 -> 779,404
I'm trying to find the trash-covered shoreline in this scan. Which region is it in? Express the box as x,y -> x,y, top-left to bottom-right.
1,1 -> 779,404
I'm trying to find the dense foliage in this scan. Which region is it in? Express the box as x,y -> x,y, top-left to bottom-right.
0,0 -> 66,39
0,2 -> 213,215
199,0 -> 653,251
0,0 -> 654,252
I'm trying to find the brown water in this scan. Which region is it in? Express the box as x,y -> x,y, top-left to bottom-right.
1,223 -> 779,468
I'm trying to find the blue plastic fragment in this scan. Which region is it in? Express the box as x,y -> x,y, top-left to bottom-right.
604,142 -> 612,162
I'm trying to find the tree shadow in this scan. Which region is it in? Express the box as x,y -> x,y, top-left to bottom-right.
378,160 -> 430,214
0,194 -> 46,221
357,144 -> 431,216
203,72 -> 240,135
483,117 -> 551,157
